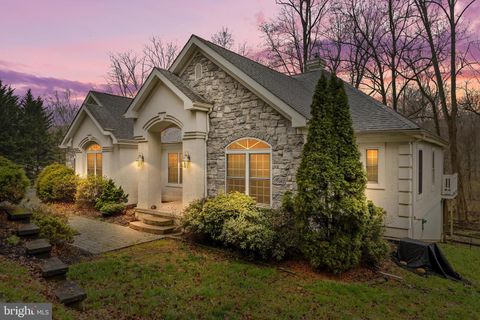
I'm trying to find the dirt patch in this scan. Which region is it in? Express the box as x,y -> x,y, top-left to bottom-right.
47,202 -> 137,227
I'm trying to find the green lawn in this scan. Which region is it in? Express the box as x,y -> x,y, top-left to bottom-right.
1,240 -> 479,319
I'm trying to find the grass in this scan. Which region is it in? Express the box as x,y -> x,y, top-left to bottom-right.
1,240 -> 479,319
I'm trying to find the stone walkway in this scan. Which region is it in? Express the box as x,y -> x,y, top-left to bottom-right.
68,216 -> 164,254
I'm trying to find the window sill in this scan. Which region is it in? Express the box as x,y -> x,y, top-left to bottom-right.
166,184 -> 183,188
366,184 -> 385,190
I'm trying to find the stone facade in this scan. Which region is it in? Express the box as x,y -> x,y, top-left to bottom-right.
180,52 -> 305,207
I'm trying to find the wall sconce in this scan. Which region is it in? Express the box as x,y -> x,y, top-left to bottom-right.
137,153 -> 144,167
182,152 -> 191,168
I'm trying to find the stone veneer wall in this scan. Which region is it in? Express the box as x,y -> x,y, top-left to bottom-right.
180,52 -> 305,208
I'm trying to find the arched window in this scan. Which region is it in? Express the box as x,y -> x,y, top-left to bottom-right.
86,143 -> 102,176
226,138 -> 271,205
194,63 -> 203,80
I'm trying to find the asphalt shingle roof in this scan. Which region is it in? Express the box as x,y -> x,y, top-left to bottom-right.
86,91 -> 134,140
193,35 -> 420,132
155,68 -> 210,104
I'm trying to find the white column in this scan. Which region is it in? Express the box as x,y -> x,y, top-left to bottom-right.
182,132 -> 207,207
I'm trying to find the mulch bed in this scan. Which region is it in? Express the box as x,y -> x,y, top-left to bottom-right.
182,235 -> 397,284
47,202 -> 137,226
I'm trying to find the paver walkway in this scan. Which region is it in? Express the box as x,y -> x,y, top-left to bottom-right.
68,216 -> 164,254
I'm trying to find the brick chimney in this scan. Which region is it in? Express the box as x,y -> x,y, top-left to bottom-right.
305,55 -> 325,72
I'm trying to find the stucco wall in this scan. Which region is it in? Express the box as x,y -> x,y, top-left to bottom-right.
70,113 -> 139,205
412,142 -> 444,240
179,52 -> 305,208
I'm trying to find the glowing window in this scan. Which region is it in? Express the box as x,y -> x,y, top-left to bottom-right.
226,138 -> 271,205
366,149 -> 378,183
168,152 -> 182,184
86,143 -> 102,176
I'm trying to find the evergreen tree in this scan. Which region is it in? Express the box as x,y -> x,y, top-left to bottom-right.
295,74 -> 372,273
0,81 -> 21,160
19,90 -> 55,178
294,74 -> 342,270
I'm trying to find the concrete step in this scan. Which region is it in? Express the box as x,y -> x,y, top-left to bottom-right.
40,257 -> 69,278
142,216 -> 174,227
6,207 -> 32,222
129,221 -> 176,235
25,238 -> 52,258
54,280 -> 87,307
17,223 -> 40,237
134,208 -> 173,219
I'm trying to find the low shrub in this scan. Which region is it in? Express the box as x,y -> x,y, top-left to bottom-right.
221,215 -> 275,259
94,178 -> 128,211
36,163 -> 77,202
182,192 -> 285,260
99,202 -> 126,216
76,176 -> 128,211
6,235 -> 20,246
361,201 -> 389,267
75,175 -> 105,207
0,156 -> 29,204
31,210 -> 75,245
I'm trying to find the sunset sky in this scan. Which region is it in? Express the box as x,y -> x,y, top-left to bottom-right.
2,0 -> 480,101
0,0 -> 278,99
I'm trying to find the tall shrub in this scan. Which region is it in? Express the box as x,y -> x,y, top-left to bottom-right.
294,74 -> 343,271
295,74 -> 386,273
36,163 -> 77,202
0,156 -> 29,204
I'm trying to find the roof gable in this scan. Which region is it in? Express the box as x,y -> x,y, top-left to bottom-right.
170,35 -> 307,127
60,91 -> 135,147
124,68 -> 212,118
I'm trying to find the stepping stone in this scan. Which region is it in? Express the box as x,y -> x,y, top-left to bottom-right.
6,207 -> 32,222
25,238 -> 52,257
54,280 -> 87,306
17,223 -> 40,237
40,257 -> 69,278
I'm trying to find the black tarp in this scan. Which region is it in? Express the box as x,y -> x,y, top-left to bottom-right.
393,238 -> 463,281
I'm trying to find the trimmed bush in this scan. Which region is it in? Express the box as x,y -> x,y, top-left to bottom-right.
221,215 -> 275,259
99,202 -> 126,216
0,156 -> 29,204
182,192 -> 284,260
31,210 -> 75,245
76,175 -> 128,214
75,175 -> 105,207
94,178 -> 128,211
183,192 -> 258,241
361,201 -> 389,267
36,163 -> 77,202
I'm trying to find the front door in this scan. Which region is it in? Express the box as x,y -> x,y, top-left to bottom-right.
161,144 -> 183,202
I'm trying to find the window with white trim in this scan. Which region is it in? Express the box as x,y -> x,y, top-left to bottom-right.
226,138 -> 271,205
366,149 -> 379,183
168,152 -> 183,184
86,143 -> 102,176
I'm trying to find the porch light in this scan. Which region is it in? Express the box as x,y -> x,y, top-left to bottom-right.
182,152 -> 191,168
137,153 -> 144,167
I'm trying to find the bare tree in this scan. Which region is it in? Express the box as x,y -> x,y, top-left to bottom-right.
211,26 -> 234,49
259,0 -> 330,74
143,36 -> 178,69
413,0 -> 477,220
106,51 -> 147,97
45,89 -> 81,131
106,37 -> 179,97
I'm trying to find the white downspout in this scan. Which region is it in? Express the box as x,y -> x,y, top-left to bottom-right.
204,109 -> 212,198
